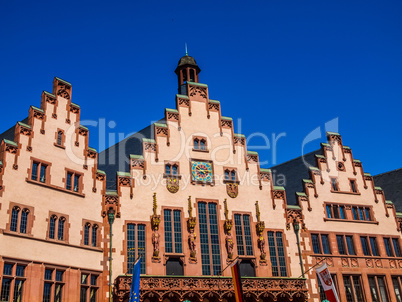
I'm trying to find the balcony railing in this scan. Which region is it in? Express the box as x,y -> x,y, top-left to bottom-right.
114,275 -> 308,302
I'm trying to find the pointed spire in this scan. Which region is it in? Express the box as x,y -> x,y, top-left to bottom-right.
185,43 -> 188,56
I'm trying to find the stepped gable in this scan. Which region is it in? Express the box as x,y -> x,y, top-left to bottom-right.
374,168 -> 402,212
0,117 -> 29,142
271,149 -> 319,205
97,121 -> 163,189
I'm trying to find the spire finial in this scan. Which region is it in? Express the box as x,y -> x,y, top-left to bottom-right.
185,43 -> 188,56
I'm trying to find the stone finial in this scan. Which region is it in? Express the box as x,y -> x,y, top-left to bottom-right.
224,198 -> 228,220
256,201 -> 261,222
153,192 -> 157,216
188,196 -> 193,218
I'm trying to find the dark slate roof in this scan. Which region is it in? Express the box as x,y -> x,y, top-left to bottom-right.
373,168 -> 402,212
270,150 -> 321,205
177,55 -> 198,68
0,117 -> 29,143
97,119 -> 164,190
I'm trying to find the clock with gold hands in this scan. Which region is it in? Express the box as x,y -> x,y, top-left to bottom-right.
191,160 -> 213,183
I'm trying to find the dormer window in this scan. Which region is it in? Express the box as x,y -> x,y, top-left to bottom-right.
193,136 -> 208,152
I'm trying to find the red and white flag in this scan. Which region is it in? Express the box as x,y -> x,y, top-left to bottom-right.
315,263 -> 339,302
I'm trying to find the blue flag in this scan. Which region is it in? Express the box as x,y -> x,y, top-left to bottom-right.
129,258 -> 141,302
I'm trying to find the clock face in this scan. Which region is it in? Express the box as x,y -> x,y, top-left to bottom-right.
191,161 -> 213,183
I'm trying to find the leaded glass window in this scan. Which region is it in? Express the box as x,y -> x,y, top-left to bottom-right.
164,209 -> 182,254
10,207 -> 19,232
20,210 -> 28,234
234,214 -> 253,256
198,202 -> 221,276
49,216 -> 56,239
267,231 -> 287,277
126,224 -> 146,274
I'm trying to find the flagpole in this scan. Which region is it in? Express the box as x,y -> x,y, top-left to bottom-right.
219,256 -> 239,276
298,257 -> 327,279
125,256 -> 142,276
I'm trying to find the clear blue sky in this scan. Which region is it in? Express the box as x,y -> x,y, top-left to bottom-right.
0,0 -> 401,175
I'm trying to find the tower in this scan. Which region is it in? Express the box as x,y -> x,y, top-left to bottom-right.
175,53 -> 201,94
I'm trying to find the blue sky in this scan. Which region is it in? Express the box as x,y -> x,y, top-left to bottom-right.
0,0 -> 401,175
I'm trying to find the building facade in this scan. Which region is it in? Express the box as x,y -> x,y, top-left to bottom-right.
0,55 -> 401,302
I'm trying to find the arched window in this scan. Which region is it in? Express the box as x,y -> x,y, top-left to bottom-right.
84,223 -> 90,245
172,165 -> 178,175
58,218 -> 65,240
231,171 -> 236,181
194,139 -> 199,150
49,215 -> 57,239
10,207 -> 20,232
165,164 -> 171,175
189,69 -> 195,82
182,69 -> 187,83
57,131 -> 63,145
224,170 -> 230,180
20,209 -> 29,234
92,225 -> 98,247
200,140 -> 206,150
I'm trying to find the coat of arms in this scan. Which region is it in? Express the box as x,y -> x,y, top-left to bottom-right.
226,182 -> 238,198
166,177 -> 179,193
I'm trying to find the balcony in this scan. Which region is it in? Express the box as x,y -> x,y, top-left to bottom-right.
113,275 -> 308,302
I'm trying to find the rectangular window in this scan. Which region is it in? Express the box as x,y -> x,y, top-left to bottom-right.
339,206 -> 345,219
384,238 -> 393,257
311,234 -> 331,254
350,180 -> 357,193
337,235 -> 346,255
1,263 -> 25,302
326,204 -> 346,219
31,161 -> 48,183
267,231 -> 287,277
352,207 -> 359,220
326,205 -> 332,218
43,268 -> 64,302
346,236 -> 356,255
321,234 -> 331,254
370,237 -> 379,256
80,273 -> 98,302
312,234 -> 321,254
393,239 -> 402,257
344,275 -> 365,302
331,178 -> 339,191
198,202 -> 221,276
164,209 -> 183,254
127,224 -> 146,275
66,171 -> 81,192
392,277 -> 402,302
234,214 -> 253,256
361,236 -> 370,256
369,276 -> 389,302
352,206 -> 372,221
